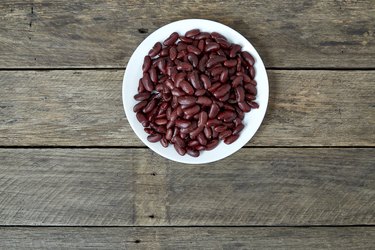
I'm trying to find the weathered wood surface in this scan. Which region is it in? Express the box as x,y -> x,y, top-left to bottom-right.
0,148 -> 373,226
0,70 -> 374,146
0,227 -> 374,249
0,0 -> 374,68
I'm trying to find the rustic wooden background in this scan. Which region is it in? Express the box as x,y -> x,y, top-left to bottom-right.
0,0 -> 374,249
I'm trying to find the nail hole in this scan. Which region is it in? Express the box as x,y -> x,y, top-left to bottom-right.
151,172 -> 157,176
149,214 -> 155,219
138,28 -> 148,34
134,240 -> 141,243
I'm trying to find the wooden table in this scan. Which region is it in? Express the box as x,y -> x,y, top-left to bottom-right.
0,1 -> 374,249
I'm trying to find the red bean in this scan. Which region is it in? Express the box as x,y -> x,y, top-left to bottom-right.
197,132 -> 207,145
160,137 -> 169,147
180,36 -> 193,44
214,125 -> 227,133
218,92 -> 230,102
224,134 -> 239,144
208,103 -> 220,118
207,118 -> 221,126
138,79 -> 145,93
144,127 -> 155,135
195,89 -> 206,96
238,101 -> 251,112
188,71 -> 202,89
206,56 -> 226,68
177,41 -> 188,52
198,54 -> 208,72
155,118 -> 168,125
142,72 -> 154,92
143,98 -> 157,113
189,126 -> 204,139
185,29 -> 200,38
218,110 -> 236,122
241,51 -> 255,66
206,139 -> 219,150
229,44 -> 241,58
187,53 -> 198,68
235,86 -> 245,102
164,32 -> 179,46
177,62 -> 193,71
148,42 -> 162,57
171,88 -> 186,97
169,46 -> 177,60
147,133 -> 162,142
220,68 -> 228,83
174,72 -> 186,87
244,83 -> 257,95
177,96 -> 196,106
249,66 -> 256,79
133,100 -> 147,112
183,105 -> 200,116
143,56 -> 152,72
187,45 -> 201,55
211,66 -> 224,77
180,80 -> 194,95
198,39 -> 205,51
134,92 -> 151,101
200,74 -> 211,89
232,76 -> 243,88
160,47 -> 169,57
194,32 -> 211,40
174,143 -> 186,156
188,140 -> 200,147
198,111 -> 208,128
216,38 -> 231,49
205,42 -> 220,52
197,96 -> 212,106
233,123 -> 244,135
149,67 -> 157,83
136,112 -> 149,127
195,145 -> 206,151
213,84 -> 231,98
219,130 -> 232,139
187,148 -> 200,157
204,126 -> 212,139
248,101 -> 259,109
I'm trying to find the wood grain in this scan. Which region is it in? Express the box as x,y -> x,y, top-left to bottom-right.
0,227 -> 374,249
0,148 -> 373,226
0,70 -> 373,146
0,0 -> 374,68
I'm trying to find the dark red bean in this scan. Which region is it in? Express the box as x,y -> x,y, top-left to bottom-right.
238,101 -> 251,112
142,56 -> 152,72
174,143 -> 186,156
180,80 -> 194,95
188,71 -> 202,89
144,127 -> 155,135
211,66 -> 224,77
195,89 -> 206,96
214,125 -> 227,133
194,32 -> 211,40
220,68 -> 228,83
147,133 -> 162,143
250,79 -> 257,86
206,56 -> 226,68
165,79 -> 175,90
166,128 -> 173,140
177,62 -> 193,71
160,47 -> 169,57
149,67 -> 157,83
185,29 -> 200,38
164,32 -> 179,46
176,106 -> 183,116
177,41 -> 188,52
197,132 -> 207,145
154,125 -> 167,134
248,101 -> 259,109
160,137 -> 169,147
154,118 -> 168,125
189,126 -> 204,139
187,148 -> 200,157
183,105 -> 200,116
142,72 -> 154,92
218,92 -> 230,102
204,126 -> 212,139
208,103 -> 220,118
195,145 -> 206,151
167,66 -> 177,77
241,51 -> 255,66
245,94 -> 256,101
171,88 -> 186,97
200,74 -> 211,89
148,42 -> 162,57
187,45 -> 201,55
136,112 -> 149,127
213,84 -> 231,98
218,110 -> 236,122
244,83 -> 257,95
188,140 -> 200,147
211,32 -> 226,40
224,134 -> 239,144
235,86 -> 245,102
197,96 -> 212,106
177,49 -> 188,59
133,101 -> 147,112
198,111 -> 208,128
134,92 -> 151,101
206,119 -> 221,126
138,79 -> 145,93
216,38 -> 231,49
177,96 -> 196,106
174,72 -> 186,87
169,46 -> 177,60
187,53 -> 198,68
232,76 -> 243,88
198,54 -> 208,72
206,139 -> 219,150
208,82 -> 221,93
229,44 -> 241,58
180,36 -> 193,44
143,98 -> 157,113
198,39 -> 205,51
233,123 -> 244,135
224,59 -> 237,68
205,42 -> 220,52
219,130 -> 232,139
175,119 -> 191,129
249,66 -> 256,79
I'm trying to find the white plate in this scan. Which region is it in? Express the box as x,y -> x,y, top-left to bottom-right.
122,19 -> 269,164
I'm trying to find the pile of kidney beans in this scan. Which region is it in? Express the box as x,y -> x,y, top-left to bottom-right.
133,29 -> 259,157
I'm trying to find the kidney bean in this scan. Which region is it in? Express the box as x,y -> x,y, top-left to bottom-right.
163,32 -> 179,46
160,47 -> 169,57
148,68 -> 157,84
155,125 -> 167,134
177,62 -> 193,71
218,110 -> 236,122
147,133 -> 162,143
198,54 -> 209,72
211,66 -> 224,77
206,119 -> 221,127
206,56 -> 226,68
197,96 -> 212,106
248,101 -> 259,109
229,44 -> 241,58
233,123 -> 244,135
241,51 -> 255,66
169,46 -> 177,61
144,127 -> 155,135
189,126 -> 204,139
223,59 -> 236,68
214,125 -> 227,133
177,96 -> 196,107
217,49 -> 226,57
187,140 -> 199,147
148,42 -> 162,57
175,119 -> 191,129
187,148 -> 200,157
142,72 -> 154,92
203,126 -> 212,139
183,105 -> 200,116
179,80 -> 194,95
249,66 -> 255,79
235,106 -> 245,119
155,118 -> 168,126
219,130 -> 232,139
180,36 -> 193,44
198,39 -> 205,51
134,92 -> 151,102
228,67 -> 237,77
136,112 -> 149,127
187,45 -> 201,55
138,79 -> 146,93
213,84 -> 231,98
244,83 -> 257,95
163,79 -> 174,90
208,103 -> 220,119
232,76 -> 243,88
207,82 -> 221,93
133,100 -> 147,112
166,66 -> 177,77
200,74 -> 211,89
164,128 -> 173,141
177,50 -> 188,59
198,111 -> 208,128
171,88 -> 186,97
216,38 -> 231,49
206,139 -> 219,150
176,105 -> 183,117
220,68 -> 228,83
143,98 -> 157,113
235,85 -> 245,102
245,94 -> 256,102
238,101 -> 251,112
174,143 -> 186,156
184,28 -> 199,38
188,71 -> 202,89
142,56 -> 152,72
187,53 -> 198,68
224,134 -> 239,144
250,79 -> 257,86
195,89 -> 206,96
174,72 -> 186,87
205,42 -> 220,52
195,32 -> 211,40
195,145 -> 206,151
197,132 -> 207,145
160,137 -> 169,147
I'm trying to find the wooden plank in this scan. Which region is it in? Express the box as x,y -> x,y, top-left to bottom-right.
0,0 -> 374,68
0,70 -> 373,146
0,227 -> 374,249
0,148 -> 373,226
